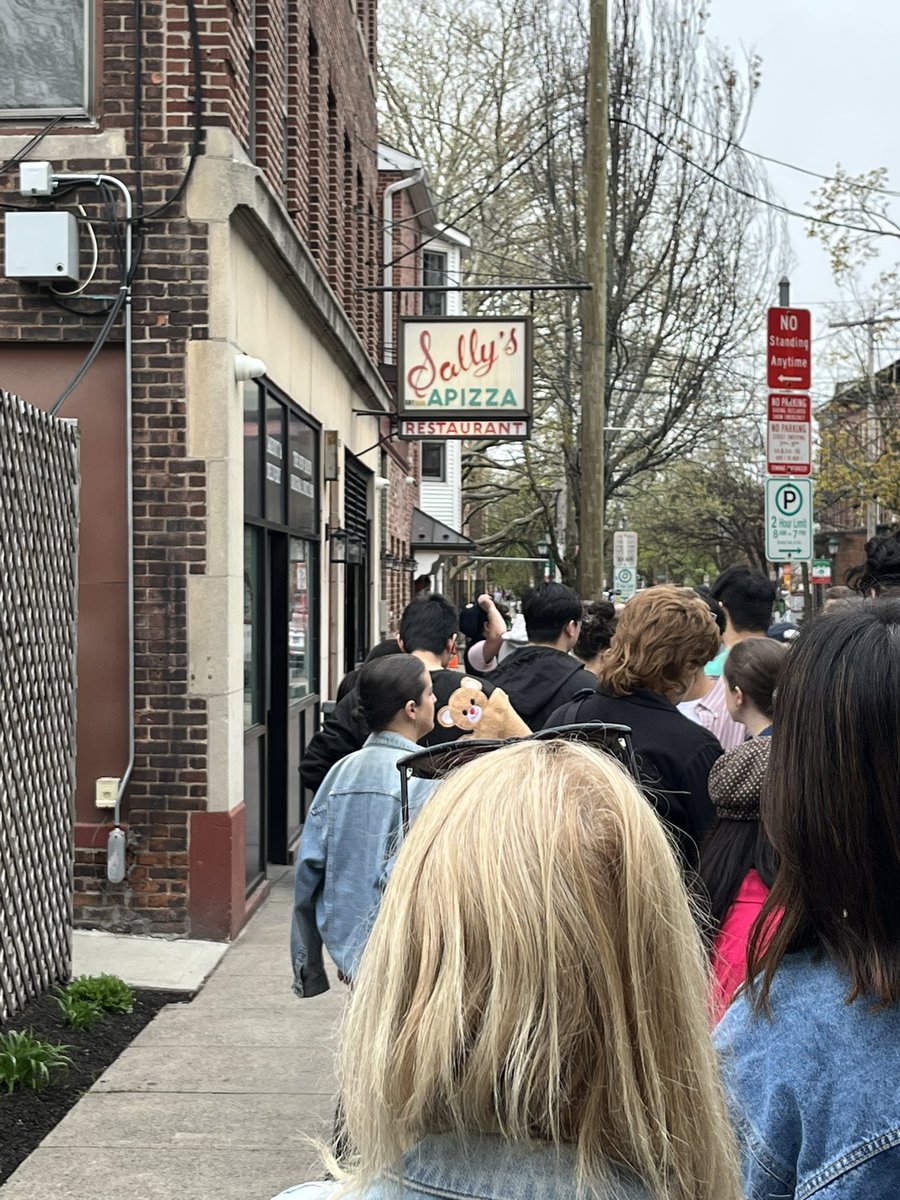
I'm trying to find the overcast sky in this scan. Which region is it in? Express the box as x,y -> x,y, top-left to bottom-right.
705,0 -> 900,392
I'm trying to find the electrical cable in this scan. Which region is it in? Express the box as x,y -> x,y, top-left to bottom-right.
49,286 -> 127,416
0,114 -> 63,176
611,114 -> 900,243
609,90 -> 900,200
382,122 -> 570,271
130,0 -> 202,222
50,205 -> 99,296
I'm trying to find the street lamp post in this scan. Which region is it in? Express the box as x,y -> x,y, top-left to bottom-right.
827,535 -> 840,587
537,540 -> 551,584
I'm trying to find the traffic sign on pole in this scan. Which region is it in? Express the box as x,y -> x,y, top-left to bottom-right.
766,478 -> 812,561
613,530 -> 638,568
767,393 -> 811,475
613,565 -> 636,599
767,307 -> 811,390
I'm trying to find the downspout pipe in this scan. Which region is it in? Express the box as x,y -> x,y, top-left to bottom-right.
382,168 -> 424,365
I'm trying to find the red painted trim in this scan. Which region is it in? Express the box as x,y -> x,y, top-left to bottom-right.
75,821 -> 127,848
188,804 -> 247,940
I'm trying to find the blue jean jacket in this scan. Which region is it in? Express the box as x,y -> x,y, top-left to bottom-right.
715,951 -> 900,1199
291,731 -> 434,996
272,1131 -> 653,1199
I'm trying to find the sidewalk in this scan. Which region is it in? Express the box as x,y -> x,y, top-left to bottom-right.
1,867 -> 346,1200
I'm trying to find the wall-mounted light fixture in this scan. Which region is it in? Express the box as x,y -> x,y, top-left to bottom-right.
402,556 -> 417,572
234,352 -> 267,381
327,525 -> 349,563
827,535 -> 840,558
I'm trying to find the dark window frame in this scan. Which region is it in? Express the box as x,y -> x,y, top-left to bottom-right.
421,440 -> 447,482
0,0 -> 95,120
422,250 -> 448,317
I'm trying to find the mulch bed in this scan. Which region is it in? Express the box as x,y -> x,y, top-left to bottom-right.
0,987 -> 189,1185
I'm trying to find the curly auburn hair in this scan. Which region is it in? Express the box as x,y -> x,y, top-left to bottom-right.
599,586 -> 721,698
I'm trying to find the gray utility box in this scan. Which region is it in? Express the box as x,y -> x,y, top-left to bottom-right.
4,211 -> 80,283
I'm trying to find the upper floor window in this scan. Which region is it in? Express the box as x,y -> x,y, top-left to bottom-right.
0,0 -> 93,119
421,441 -> 446,482
422,250 -> 448,317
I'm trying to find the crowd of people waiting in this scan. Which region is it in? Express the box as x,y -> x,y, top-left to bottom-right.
280,527 -> 900,1200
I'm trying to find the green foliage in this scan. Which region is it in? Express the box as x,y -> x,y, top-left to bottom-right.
0,1029 -> 71,1093
53,989 -> 105,1030
625,451 -> 766,583
64,974 -> 134,1015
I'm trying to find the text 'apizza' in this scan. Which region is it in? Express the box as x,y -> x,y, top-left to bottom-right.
400,318 -> 530,413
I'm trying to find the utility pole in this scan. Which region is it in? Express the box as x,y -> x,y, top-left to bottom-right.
579,0 -> 609,596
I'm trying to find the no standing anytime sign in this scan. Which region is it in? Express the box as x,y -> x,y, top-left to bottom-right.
767,307 -> 811,390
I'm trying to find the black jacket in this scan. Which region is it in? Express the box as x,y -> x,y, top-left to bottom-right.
546,686 -> 722,868
299,668 -> 494,797
488,645 -> 598,731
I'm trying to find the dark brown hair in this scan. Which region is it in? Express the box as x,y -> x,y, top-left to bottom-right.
722,638 -> 787,720
600,587 -> 720,698
747,597 -> 900,1010
845,529 -> 900,595
574,599 -> 617,662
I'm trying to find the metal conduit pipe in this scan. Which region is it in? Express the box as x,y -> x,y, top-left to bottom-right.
51,172 -> 135,882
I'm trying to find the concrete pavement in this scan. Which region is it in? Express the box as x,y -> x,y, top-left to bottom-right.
1,867 -> 345,1200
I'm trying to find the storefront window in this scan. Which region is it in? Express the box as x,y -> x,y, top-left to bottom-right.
244,527 -> 263,728
264,394 -> 285,524
289,538 -> 314,701
243,382 -> 262,518
289,412 -> 318,535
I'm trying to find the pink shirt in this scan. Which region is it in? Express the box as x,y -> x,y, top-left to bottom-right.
711,869 -> 774,1023
688,675 -> 747,751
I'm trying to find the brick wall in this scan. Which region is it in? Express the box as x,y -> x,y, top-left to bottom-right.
0,0 -> 383,933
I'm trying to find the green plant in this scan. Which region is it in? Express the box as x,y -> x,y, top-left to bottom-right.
64,974 -> 134,1014
53,989 -> 104,1030
0,1029 -> 72,1093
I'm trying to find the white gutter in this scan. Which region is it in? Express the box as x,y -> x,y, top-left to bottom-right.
382,168 -> 424,365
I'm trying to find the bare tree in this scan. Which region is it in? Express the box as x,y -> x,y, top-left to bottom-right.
379,0 -> 784,588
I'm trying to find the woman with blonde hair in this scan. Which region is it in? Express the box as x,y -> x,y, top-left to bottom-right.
547,586 -> 724,868
275,739 -> 741,1200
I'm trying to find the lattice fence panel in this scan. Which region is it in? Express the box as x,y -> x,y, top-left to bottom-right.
0,390 -> 79,1023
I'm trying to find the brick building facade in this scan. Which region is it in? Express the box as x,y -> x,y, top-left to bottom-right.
0,0 -> 442,937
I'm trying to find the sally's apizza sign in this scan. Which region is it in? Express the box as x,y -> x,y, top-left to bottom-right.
397,316 -> 532,440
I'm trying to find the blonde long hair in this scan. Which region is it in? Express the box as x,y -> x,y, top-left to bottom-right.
336,740 -> 740,1200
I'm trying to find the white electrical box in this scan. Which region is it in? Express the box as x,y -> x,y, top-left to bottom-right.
18,161 -> 54,196
4,211 -> 80,283
95,777 -> 120,809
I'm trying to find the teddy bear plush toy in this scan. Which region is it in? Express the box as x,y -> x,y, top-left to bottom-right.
436,676 -> 531,740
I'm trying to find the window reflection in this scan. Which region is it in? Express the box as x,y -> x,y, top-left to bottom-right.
289,538 -> 314,700
244,527 -> 263,728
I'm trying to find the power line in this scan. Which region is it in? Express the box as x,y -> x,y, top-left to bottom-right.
613,115 -> 900,243
611,91 -> 900,199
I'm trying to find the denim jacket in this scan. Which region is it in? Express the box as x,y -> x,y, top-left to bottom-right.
715,952 -> 900,1199
291,731 -> 434,997
272,1132 -> 653,1199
